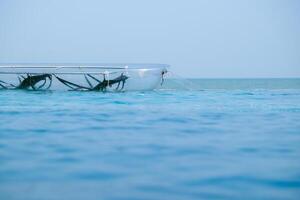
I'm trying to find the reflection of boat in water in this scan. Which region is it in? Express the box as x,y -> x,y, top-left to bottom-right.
0,63 -> 169,91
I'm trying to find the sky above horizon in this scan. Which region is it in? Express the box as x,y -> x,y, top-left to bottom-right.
0,0 -> 299,78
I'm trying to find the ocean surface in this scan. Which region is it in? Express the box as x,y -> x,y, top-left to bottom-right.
0,78 -> 300,200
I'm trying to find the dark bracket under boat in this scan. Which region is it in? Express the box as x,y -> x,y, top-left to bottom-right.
0,73 -> 129,92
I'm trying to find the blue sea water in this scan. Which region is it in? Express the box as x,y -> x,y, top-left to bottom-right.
0,79 -> 300,200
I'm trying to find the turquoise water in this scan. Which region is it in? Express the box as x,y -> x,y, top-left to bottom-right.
1,79 -> 300,200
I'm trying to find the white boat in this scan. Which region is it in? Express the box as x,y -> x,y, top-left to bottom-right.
0,63 -> 169,91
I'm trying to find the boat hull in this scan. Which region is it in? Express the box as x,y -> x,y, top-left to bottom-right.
0,64 -> 169,91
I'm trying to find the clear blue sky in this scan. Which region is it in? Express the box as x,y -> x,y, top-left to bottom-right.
0,0 -> 299,78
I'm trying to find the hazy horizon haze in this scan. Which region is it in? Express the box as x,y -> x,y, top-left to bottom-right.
0,0 -> 299,78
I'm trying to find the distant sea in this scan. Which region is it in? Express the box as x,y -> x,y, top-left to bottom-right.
0,78 -> 300,200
